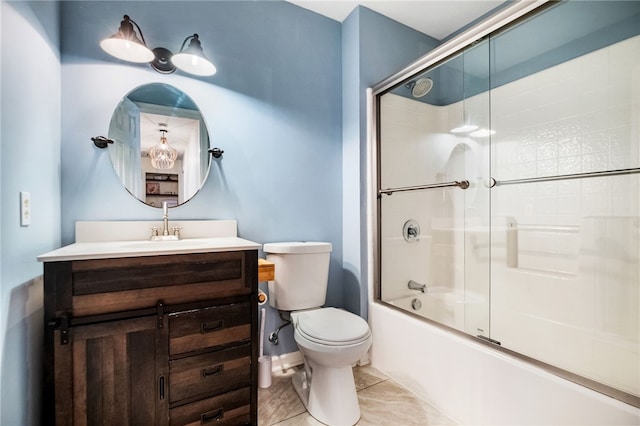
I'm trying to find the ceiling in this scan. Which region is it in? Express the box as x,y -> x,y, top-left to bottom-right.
286,0 -> 505,40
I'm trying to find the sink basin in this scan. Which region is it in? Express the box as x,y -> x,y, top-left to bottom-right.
151,235 -> 180,242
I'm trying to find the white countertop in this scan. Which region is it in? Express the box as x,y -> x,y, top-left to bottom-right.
37,220 -> 261,262
37,237 -> 261,262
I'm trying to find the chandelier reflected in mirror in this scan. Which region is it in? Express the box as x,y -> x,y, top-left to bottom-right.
149,125 -> 178,169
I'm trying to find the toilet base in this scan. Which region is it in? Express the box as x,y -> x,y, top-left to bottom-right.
292,362 -> 361,426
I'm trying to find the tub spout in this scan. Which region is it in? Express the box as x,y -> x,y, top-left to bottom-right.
408,280 -> 427,293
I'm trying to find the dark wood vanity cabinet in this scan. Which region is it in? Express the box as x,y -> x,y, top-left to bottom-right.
43,250 -> 258,426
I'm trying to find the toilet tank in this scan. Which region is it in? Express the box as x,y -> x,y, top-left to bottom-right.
263,242 -> 332,311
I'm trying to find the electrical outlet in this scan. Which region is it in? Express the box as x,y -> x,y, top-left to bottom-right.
20,192 -> 31,226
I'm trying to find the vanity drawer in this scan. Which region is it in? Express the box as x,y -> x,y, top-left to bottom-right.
169,302 -> 251,355
170,387 -> 251,426
170,344 -> 251,403
70,251 -> 253,317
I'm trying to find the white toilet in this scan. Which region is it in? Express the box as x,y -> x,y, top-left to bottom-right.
264,242 -> 372,426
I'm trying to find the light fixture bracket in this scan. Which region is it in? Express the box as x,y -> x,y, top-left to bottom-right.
209,148 -> 224,159
150,47 -> 176,74
91,136 -> 114,149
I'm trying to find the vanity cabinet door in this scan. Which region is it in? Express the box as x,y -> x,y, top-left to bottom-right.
51,315 -> 169,426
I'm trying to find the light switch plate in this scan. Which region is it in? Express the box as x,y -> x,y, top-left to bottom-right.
20,192 -> 31,226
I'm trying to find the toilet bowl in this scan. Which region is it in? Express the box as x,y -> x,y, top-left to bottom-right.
263,242 -> 372,426
291,308 -> 372,426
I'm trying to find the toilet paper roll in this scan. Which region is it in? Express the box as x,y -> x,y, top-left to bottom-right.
258,289 -> 268,305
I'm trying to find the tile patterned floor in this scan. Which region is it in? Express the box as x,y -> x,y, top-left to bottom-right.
258,364 -> 456,425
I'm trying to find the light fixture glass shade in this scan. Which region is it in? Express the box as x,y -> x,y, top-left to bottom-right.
100,15 -> 154,63
149,130 -> 178,169
171,34 -> 217,76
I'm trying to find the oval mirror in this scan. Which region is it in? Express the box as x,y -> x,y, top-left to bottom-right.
108,83 -> 211,207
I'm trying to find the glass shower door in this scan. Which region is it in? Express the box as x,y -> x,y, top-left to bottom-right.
375,0 -> 639,406
488,1 -> 640,400
377,41 -> 491,336
458,40 -> 491,338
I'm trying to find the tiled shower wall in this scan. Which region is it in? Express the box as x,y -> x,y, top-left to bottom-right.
492,35 -> 640,220
379,94 -> 486,324
489,34 -> 639,397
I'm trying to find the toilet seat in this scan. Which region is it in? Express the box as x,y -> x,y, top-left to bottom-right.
294,308 -> 370,346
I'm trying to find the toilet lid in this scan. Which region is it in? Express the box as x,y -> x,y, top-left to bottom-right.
295,308 -> 370,345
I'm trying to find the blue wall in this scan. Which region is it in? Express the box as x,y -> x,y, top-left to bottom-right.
60,0 -> 342,358
341,6 -> 438,317
1,2 -> 61,425
58,1 -> 436,359
0,0 -> 441,422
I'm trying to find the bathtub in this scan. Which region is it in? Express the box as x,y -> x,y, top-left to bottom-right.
389,287 -> 464,330
388,286 -> 486,334
368,300 -> 640,425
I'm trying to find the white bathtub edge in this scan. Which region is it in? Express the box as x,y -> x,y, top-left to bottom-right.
369,302 -> 640,425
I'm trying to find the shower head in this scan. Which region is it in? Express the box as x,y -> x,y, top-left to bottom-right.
406,77 -> 433,98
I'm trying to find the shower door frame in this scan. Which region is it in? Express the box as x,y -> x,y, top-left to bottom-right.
367,0 -> 640,408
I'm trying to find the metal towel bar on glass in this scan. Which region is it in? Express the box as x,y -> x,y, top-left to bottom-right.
379,180 -> 469,196
492,167 -> 640,187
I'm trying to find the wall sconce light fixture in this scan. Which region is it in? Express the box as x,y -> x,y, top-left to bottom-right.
101,15 -> 217,77
171,35 -> 217,76
100,15 -> 154,63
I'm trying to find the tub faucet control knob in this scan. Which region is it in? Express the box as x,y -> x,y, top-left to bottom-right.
403,220 -> 420,242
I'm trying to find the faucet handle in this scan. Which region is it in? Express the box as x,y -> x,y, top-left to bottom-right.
171,226 -> 183,238
151,227 -> 159,237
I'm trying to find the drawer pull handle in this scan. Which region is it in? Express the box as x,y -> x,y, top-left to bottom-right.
200,320 -> 224,334
201,364 -> 224,378
201,408 -> 224,423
